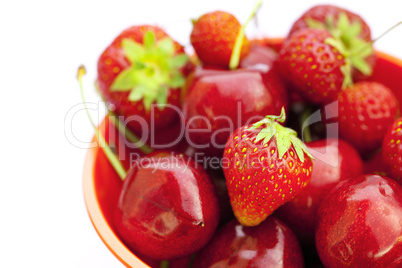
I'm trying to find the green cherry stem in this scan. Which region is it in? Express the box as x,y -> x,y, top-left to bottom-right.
107,110 -> 154,154
371,21 -> 402,44
349,21 -> 402,61
229,0 -> 263,70
94,81 -> 154,154
160,260 -> 170,268
79,66 -> 170,267
301,107 -> 313,143
77,65 -> 127,180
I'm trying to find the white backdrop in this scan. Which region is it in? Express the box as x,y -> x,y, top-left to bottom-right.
1,0 -> 401,267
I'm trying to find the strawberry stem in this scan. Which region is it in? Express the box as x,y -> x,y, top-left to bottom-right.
77,65 -> 127,180
252,107 -> 286,129
229,0 -> 263,70
250,107 -> 314,162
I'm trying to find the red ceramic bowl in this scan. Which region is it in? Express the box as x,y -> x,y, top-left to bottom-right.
83,39 -> 402,268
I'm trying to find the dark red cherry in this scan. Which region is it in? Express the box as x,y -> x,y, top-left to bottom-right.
193,217 -> 304,267
113,152 -> 220,260
275,139 -> 363,245
316,174 -> 402,267
183,66 -> 288,156
238,43 -> 277,70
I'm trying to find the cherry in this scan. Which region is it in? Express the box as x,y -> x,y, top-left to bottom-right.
316,174 -> 402,267
275,139 -> 363,246
182,2 -> 288,157
78,66 -> 220,262
183,66 -> 287,157
113,152 -> 220,260
238,43 -> 277,70
193,216 -> 304,267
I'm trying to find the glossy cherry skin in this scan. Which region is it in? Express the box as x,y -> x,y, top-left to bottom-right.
238,43 -> 277,70
183,67 -> 287,157
193,216 -> 304,268
113,152 -> 220,260
316,174 -> 402,267
275,139 -> 363,245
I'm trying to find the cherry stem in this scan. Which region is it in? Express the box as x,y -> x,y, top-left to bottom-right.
229,0 -> 263,70
94,81 -> 154,154
77,65 -> 127,180
350,21 -> 402,58
160,260 -> 170,268
301,107 -> 312,143
372,21 -> 402,44
107,110 -> 154,154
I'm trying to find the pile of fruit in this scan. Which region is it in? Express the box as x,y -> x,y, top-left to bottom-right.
83,2 -> 402,267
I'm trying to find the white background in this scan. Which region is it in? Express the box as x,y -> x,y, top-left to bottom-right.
1,0 -> 401,267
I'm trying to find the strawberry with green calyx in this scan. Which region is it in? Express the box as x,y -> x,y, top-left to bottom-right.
288,4 -> 375,81
278,28 -> 348,104
279,12 -> 375,104
314,12 -> 374,78
97,25 -> 190,133
223,108 -> 313,226
289,5 -> 372,42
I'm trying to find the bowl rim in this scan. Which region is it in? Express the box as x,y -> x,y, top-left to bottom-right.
82,43 -> 402,268
83,146 -> 150,268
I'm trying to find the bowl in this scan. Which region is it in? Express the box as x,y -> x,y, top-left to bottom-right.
83,39 -> 402,268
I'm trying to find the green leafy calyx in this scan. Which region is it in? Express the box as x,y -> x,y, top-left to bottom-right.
250,107 -> 313,163
111,31 -> 189,111
307,13 -> 374,88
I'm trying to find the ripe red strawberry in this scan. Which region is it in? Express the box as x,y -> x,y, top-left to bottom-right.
382,118 -> 402,184
190,11 -> 250,68
288,4 -> 375,81
97,25 -> 190,133
223,108 -> 313,226
278,28 -> 347,104
279,14 -> 375,104
288,5 -> 371,42
334,81 -> 399,154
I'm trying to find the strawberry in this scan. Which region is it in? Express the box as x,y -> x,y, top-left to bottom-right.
288,4 -> 375,81
326,81 -> 399,154
382,118 -> 402,184
278,28 -> 347,104
190,11 -> 250,69
288,5 -> 371,42
222,108 -> 313,226
279,12 -> 375,105
97,25 -> 190,133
